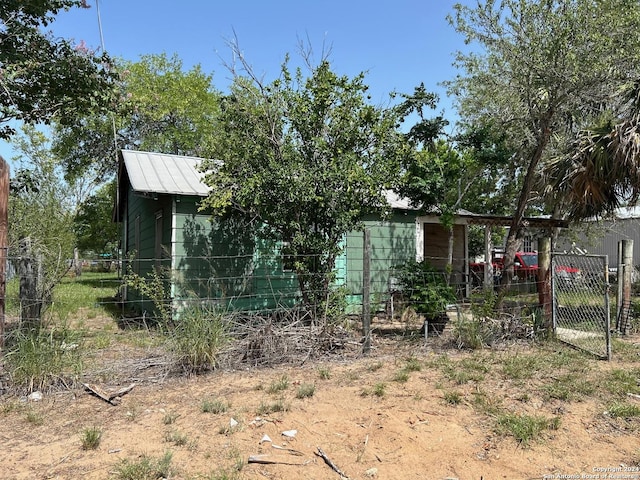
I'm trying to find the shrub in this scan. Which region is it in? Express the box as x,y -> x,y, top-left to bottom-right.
395,260 -> 456,320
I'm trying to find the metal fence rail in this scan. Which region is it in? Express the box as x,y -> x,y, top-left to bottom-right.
552,253 -> 611,360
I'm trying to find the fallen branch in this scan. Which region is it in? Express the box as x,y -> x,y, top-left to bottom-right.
315,447 -> 349,479
248,454 -> 308,466
83,383 -> 136,405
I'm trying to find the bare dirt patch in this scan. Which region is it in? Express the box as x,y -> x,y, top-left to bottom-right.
2,320 -> 640,480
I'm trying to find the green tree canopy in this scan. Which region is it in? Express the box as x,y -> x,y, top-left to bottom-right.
73,181 -> 118,256
0,0 -> 116,139
53,53 -> 221,184
9,126 -> 77,307
447,0 -> 640,289
200,57 -> 404,307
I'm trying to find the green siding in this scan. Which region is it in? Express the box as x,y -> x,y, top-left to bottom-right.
342,212 -> 417,312
122,188 -> 417,318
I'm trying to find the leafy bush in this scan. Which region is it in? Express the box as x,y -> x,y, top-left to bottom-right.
396,260 -> 456,319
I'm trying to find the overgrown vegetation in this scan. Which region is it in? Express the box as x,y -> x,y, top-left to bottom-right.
4,324 -> 83,393
396,260 -> 456,321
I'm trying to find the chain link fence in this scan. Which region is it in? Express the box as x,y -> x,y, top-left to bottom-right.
552,253 -> 611,360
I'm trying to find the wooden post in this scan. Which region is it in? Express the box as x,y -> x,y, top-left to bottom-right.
616,241 -> 623,330
74,247 -> 82,277
620,240 -> 634,335
0,156 -> 8,348
483,225 -> 493,291
19,237 -> 40,331
537,237 -> 552,332
362,229 -> 371,354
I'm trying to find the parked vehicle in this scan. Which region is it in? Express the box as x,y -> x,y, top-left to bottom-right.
470,251 -> 580,287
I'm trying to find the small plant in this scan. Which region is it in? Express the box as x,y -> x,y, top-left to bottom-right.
295,383 -> 316,399
163,412 -> 179,425
443,391 -> 462,405
318,367 -> 331,380
393,370 -> 410,383
541,374 -> 595,401
403,356 -> 422,372
201,398 -> 229,414
164,430 -> 189,446
256,398 -> 289,415
362,382 -> 387,398
366,361 -> 384,372
495,413 -> 555,446
266,375 -> 290,394
26,409 -> 43,426
471,389 -> 502,416
218,418 -> 243,435
373,382 -> 387,397
122,264 -> 173,329
113,451 -> 174,480
80,426 -> 102,450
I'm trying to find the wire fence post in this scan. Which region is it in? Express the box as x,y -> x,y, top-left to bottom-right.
362,229 -> 371,354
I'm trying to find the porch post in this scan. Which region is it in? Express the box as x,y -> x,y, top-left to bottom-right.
483,225 -> 493,291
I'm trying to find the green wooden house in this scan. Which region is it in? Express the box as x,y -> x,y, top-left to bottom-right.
114,150 -> 464,317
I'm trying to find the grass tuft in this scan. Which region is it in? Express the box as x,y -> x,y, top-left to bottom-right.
80,426 -> 102,450
295,383 -> 316,399
201,398 -> 229,414
495,413 -> 557,446
266,375 -> 290,394
113,451 -> 174,480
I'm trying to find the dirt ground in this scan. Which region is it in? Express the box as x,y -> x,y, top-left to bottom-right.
2,317 -> 640,480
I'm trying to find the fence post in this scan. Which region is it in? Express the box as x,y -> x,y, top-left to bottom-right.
362,229 -> 371,354
537,237 -> 552,332
19,237 -> 41,331
618,239 -> 634,335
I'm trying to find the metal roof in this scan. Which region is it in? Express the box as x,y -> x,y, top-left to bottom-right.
121,150 -> 210,196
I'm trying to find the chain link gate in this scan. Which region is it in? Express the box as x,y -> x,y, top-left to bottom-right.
552,253 -> 612,360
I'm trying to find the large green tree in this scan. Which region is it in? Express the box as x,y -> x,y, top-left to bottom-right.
200,57 -> 404,309
448,0 -> 640,293
0,0 -> 116,139
53,53 -> 221,183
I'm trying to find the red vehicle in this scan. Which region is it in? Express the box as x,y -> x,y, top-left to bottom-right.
470,251 -> 580,286
470,251 -> 539,286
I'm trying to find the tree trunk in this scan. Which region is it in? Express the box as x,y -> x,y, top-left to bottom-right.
497,110 -> 554,308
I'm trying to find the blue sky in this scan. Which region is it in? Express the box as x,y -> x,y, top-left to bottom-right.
0,0 -> 473,166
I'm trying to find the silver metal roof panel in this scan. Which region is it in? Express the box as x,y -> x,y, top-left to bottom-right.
121,150 -> 210,196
